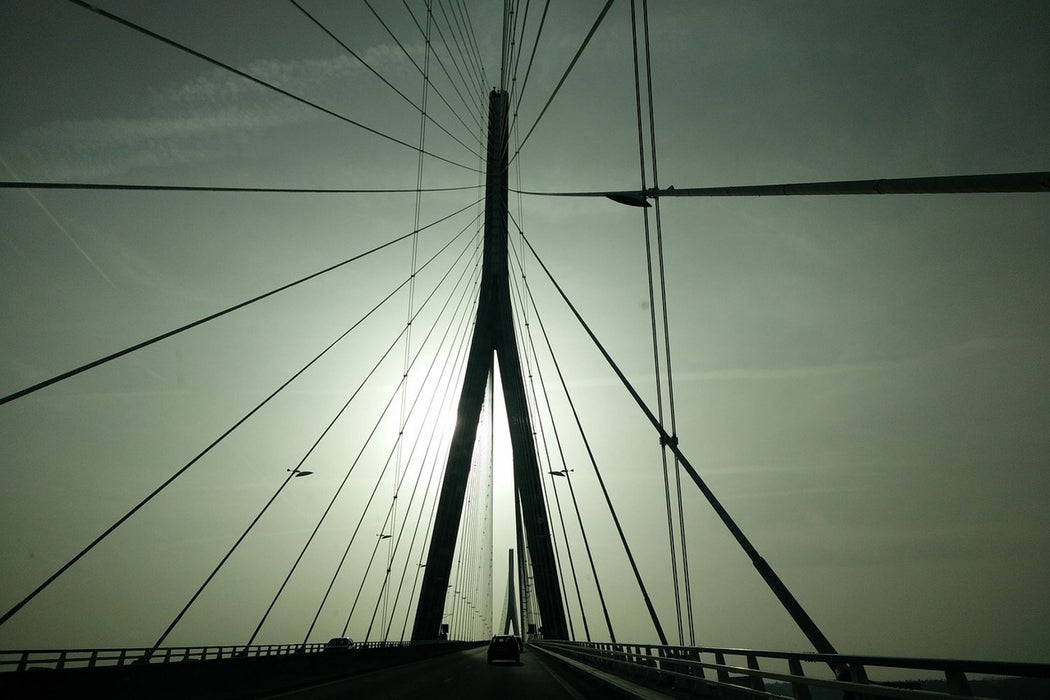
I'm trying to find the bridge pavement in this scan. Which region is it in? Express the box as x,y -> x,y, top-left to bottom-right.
260,644 -> 672,700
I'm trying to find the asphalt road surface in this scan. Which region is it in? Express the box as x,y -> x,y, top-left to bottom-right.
261,645 -> 605,699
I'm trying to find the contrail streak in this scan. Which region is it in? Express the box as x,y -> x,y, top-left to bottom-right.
0,155 -> 117,288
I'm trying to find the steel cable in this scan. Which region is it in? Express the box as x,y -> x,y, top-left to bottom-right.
286,0 -> 484,158
245,223 -> 482,647
65,0 -> 481,173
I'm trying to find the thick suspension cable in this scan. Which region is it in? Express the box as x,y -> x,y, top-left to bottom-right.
65,0 -> 480,174
640,0 -> 693,646
0,197 -> 481,406
521,232 -> 840,656
0,181 -> 480,193
520,264 -> 672,643
630,0 -> 684,645
506,216 -> 666,646
514,171 -> 1050,201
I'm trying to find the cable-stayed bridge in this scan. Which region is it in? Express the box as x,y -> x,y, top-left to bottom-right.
2,2 -> 1049,698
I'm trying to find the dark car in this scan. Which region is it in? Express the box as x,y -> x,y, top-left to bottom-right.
324,637 -> 354,653
487,635 -> 520,664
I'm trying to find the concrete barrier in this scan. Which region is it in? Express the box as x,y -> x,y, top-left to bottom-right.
1,641 -> 486,699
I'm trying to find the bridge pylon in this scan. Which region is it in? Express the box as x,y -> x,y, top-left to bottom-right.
501,549 -> 520,636
410,89 -> 568,641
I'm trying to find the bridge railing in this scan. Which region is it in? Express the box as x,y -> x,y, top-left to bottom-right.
0,640 -> 428,672
533,640 -> 1050,699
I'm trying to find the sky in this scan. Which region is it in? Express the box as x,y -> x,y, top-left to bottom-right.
1,0 -> 1049,664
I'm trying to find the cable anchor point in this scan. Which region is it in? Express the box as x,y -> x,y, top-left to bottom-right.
659,434 -> 679,448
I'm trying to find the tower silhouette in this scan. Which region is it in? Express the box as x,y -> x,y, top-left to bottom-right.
410,90 -> 567,641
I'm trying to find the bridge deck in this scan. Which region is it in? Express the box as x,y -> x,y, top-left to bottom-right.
261,645 -> 668,700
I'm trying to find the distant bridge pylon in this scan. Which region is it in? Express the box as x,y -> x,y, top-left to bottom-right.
501,549 -> 519,637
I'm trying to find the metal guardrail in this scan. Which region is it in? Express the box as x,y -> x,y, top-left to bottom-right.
0,639 -> 434,673
533,640 -> 1050,700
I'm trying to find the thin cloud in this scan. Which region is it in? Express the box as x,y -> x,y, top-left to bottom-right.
676,360 -> 892,382
3,48 -> 418,181
566,337 -> 1020,391
7,108 -> 300,181
563,357 -> 892,391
